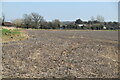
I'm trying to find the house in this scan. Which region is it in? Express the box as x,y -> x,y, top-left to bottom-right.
103,26 -> 107,30
78,24 -> 84,27
77,24 -> 86,29
2,22 -> 14,27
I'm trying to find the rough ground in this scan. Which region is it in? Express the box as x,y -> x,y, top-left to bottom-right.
2,30 -> 118,78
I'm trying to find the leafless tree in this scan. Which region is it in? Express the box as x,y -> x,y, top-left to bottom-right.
31,12 -> 44,29
52,19 -> 61,29
2,13 -> 5,26
12,19 -> 23,28
91,16 -> 95,21
23,12 -> 44,29
23,14 -> 32,28
96,15 -> 105,22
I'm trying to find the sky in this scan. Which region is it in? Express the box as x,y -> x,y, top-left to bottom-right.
1,2 -> 118,22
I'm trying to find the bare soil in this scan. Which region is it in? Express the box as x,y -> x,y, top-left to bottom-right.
2,30 -> 118,78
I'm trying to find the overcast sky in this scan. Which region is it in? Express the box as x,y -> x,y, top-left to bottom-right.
1,2 -> 118,22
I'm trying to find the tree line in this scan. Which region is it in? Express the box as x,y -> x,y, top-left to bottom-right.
1,12 -> 120,30
12,12 -> 61,29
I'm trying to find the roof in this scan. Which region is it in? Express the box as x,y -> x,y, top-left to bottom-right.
3,22 -> 14,26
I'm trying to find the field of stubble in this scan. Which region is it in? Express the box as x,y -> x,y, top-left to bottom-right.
2,30 -> 118,78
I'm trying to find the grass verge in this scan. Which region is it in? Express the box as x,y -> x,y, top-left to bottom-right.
0,28 -> 28,43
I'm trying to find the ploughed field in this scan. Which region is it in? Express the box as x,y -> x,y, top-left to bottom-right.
2,30 -> 118,78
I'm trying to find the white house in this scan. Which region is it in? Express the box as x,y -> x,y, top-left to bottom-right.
103,26 -> 107,30
78,24 -> 86,27
78,24 -> 84,27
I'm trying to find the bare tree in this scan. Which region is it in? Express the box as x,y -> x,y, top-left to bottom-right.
31,12 -> 44,29
23,12 -> 45,29
23,14 -> 32,28
91,16 -> 95,21
2,13 -> 5,26
96,15 -> 105,22
52,19 -> 61,29
12,19 -> 23,28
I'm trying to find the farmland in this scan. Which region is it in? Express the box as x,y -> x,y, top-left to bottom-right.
2,30 -> 118,78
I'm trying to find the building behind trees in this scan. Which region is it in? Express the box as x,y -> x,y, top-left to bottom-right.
1,13 -> 119,30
